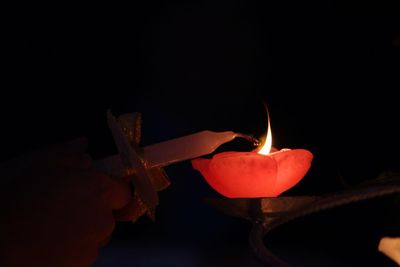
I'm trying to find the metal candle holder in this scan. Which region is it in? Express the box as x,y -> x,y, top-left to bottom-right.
207,174 -> 400,266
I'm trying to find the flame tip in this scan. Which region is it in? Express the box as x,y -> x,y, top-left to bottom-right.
257,106 -> 272,155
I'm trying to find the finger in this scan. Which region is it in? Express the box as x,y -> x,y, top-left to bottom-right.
76,202 -> 115,245
46,137 -> 89,156
28,137 -> 89,165
52,154 -> 93,170
113,195 -> 145,222
69,244 -> 100,267
98,234 -> 112,248
101,174 -> 131,210
95,210 -> 115,243
30,154 -> 93,176
6,138 -> 90,176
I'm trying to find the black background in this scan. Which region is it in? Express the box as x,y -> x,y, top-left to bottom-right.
2,1 -> 399,266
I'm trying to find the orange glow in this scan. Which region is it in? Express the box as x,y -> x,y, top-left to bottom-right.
191,105 -> 314,198
258,109 -> 272,155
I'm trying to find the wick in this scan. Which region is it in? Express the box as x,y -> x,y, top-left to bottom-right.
235,133 -> 260,147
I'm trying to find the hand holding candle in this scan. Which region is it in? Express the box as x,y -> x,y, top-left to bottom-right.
99,109 -> 312,202
192,111 -> 313,198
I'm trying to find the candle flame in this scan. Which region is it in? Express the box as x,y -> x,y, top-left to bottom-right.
258,108 -> 272,155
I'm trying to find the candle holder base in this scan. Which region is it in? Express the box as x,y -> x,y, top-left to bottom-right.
206,173 -> 400,266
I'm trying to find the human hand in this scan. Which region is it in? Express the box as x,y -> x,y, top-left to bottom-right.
0,138 -> 131,267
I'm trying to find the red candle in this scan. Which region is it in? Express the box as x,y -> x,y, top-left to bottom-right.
191,113 -> 313,198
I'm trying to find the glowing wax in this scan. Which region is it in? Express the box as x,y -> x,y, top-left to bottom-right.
192,149 -> 313,198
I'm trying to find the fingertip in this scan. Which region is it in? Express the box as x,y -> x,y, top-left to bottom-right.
103,176 -> 131,210
114,196 -> 145,222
